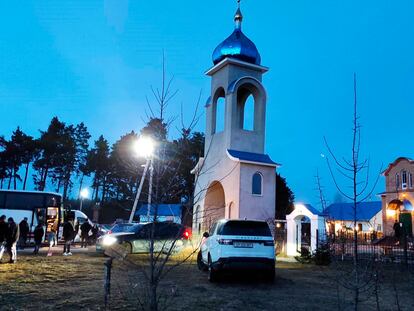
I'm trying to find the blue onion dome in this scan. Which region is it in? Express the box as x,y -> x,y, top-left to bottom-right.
212,6 -> 261,65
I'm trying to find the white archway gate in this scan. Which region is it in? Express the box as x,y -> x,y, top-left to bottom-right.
286,204 -> 326,257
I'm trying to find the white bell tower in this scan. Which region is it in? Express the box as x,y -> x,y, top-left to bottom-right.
192,2 -> 278,233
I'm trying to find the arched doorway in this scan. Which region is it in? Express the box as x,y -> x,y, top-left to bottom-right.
299,216 -> 311,253
387,199 -> 413,236
204,181 -> 226,230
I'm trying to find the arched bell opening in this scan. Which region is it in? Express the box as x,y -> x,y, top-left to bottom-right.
235,81 -> 265,133
211,87 -> 225,134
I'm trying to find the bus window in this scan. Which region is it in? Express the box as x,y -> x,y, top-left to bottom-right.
46,208 -> 59,234
47,207 -> 58,217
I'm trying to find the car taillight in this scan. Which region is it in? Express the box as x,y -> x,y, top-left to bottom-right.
264,241 -> 274,246
183,229 -> 191,239
218,239 -> 233,245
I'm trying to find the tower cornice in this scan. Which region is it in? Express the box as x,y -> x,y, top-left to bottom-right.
205,57 -> 268,76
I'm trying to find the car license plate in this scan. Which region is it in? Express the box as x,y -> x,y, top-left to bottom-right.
234,241 -> 253,248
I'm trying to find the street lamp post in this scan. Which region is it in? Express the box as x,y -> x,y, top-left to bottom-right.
147,158 -> 154,221
129,136 -> 155,223
79,188 -> 89,212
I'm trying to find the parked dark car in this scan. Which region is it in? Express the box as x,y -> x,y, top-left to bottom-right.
96,222 -> 191,254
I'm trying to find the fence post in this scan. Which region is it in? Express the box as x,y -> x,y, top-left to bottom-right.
403,234 -> 408,267
316,229 -> 319,250
104,257 -> 113,309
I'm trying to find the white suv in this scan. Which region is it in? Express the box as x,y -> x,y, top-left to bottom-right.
197,219 -> 275,282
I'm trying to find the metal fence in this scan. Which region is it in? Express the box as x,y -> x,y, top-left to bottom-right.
274,228 -> 287,255
324,235 -> 414,265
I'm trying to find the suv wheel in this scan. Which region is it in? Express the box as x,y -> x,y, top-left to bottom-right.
266,266 -> 275,283
123,242 -> 132,254
208,255 -> 219,282
197,251 -> 207,271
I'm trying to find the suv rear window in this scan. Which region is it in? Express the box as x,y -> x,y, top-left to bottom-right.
111,224 -> 141,233
219,221 -> 272,236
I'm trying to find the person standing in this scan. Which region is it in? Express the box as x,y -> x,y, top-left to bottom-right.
91,224 -> 99,244
63,220 -> 75,256
47,219 -> 58,256
18,217 -> 30,250
80,221 -> 92,248
6,217 -> 19,264
73,221 -> 80,243
0,215 -> 7,261
393,219 -> 402,244
33,222 -> 44,255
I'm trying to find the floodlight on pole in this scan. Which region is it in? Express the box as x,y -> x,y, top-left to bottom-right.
79,188 -> 89,212
80,188 -> 89,199
129,136 -> 155,223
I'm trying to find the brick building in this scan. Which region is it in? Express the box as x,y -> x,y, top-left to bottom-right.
380,157 -> 414,236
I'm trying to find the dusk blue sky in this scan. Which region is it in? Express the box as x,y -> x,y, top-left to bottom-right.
0,0 -> 413,207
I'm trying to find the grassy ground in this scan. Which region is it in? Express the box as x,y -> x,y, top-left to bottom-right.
0,247 -> 413,310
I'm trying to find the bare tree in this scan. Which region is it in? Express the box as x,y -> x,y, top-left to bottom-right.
104,57 -> 238,311
315,169 -> 328,214
324,73 -> 382,310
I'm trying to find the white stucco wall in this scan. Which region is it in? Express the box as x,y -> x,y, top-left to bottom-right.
239,163 -> 275,221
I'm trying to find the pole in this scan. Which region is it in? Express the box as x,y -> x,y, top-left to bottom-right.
79,198 -> 83,212
147,158 -> 154,221
104,257 -> 113,310
129,158 -> 150,223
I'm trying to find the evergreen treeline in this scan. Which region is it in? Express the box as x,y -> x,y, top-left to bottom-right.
0,116 -> 204,210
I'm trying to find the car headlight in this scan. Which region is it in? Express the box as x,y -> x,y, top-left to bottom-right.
102,235 -> 117,246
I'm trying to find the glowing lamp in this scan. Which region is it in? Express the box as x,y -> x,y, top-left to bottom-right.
133,136 -> 155,158
80,188 -> 89,199
386,209 -> 396,217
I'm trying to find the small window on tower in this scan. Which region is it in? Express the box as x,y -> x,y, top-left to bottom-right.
396,173 -> 400,190
402,171 -> 407,189
252,172 -> 263,196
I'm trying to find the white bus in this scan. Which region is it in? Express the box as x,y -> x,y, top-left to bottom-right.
0,190 -> 63,241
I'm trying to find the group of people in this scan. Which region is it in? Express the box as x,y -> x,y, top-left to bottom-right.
0,214 -> 99,261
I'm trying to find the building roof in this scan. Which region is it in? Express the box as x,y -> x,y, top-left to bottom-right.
382,157 -> 414,176
304,204 -> 325,216
135,204 -> 182,217
227,149 -> 279,167
326,201 -> 382,222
